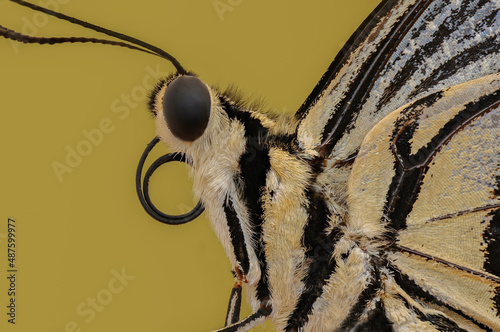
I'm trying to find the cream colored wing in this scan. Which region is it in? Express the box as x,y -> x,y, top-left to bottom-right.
347,73 -> 500,331
296,0 -> 500,162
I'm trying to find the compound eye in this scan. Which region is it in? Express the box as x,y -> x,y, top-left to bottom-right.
163,75 -> 211,141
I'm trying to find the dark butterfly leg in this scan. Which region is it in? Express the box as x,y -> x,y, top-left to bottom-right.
215,307 -> 272,332
219,268 -> 270,331
224,282 -> 242,326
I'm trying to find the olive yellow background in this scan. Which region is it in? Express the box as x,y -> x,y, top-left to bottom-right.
0,0 -> 380,331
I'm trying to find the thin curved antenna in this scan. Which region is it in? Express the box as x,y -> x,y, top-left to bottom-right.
0,24 -> 159,56
2,0 -> 186,74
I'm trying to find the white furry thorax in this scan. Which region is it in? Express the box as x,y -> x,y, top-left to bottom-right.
150,77 -> 379,329
153,80 -> 288,308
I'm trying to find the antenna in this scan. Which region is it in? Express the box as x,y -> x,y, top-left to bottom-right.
1,0 -> 187,74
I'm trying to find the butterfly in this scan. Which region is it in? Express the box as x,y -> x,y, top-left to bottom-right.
1,0 -> 499,331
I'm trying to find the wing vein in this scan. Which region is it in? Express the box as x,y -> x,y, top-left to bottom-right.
393,245 -> 500,283
426,204 -> 500,223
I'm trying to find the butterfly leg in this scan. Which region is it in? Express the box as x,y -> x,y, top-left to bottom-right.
224,267 -> 248,326
214,306 -> 272,332
219,267 -> 270,331
224,282 -> 242,326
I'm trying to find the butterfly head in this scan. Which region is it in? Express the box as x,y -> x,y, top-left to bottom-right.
157,74 -> 211,142
149,73 -> 250,167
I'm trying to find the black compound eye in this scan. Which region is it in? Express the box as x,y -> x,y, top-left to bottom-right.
163,75 -> 211,142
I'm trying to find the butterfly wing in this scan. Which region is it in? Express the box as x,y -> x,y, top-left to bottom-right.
346,73 -> 500,330
295,0 -> 500,161
292,1 -> 500,329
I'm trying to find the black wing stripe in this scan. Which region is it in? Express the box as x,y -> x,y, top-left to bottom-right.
494,284 -> 500,325
483,203 -> 500,316
484,191 -> 500,278
383,90 -> 445,231
386,89 -> 500,231
295,0 -> 400,120
317,0 -> 432,157
365,0 -> 500,136
423,315 -> 468,332
391,267 -> 492,331
374,0 -> 447,110
482,179 -> 500,277
395,294 -> 469,332
409,35 -> 499,101
296,0 -> 500,163
378,0 -> 498,110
